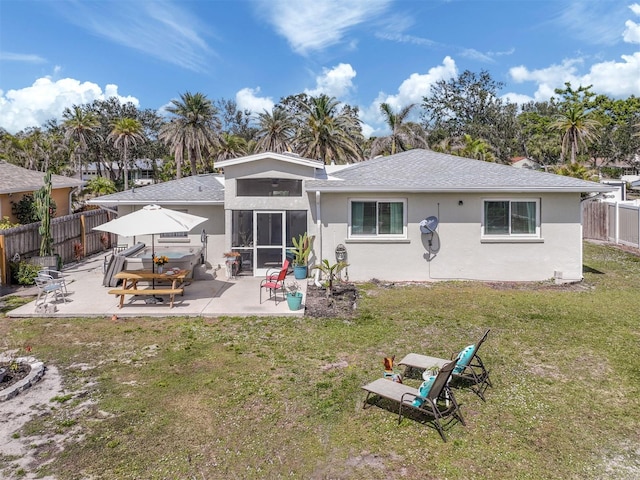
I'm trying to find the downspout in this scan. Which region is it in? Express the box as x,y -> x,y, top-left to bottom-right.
315,190 -> 322,287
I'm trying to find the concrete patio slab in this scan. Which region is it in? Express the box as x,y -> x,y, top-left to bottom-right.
5,254 -> 306,318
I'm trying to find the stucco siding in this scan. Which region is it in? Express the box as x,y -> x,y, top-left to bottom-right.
313,192 -> 584,282
114,204 -> 225,266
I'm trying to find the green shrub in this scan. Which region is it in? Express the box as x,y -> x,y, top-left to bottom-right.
10,261 -> 41,285
0,216 -> 19,230
11,193 -> 56,225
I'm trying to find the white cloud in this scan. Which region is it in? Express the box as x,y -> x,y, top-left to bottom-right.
361,56 -> 458,135
51,0 -> 214,72
501,92 -> 535,105
0,77 -> 139,134
583,52 -> 640,97
624,19 -> 640,43
508,49 -> 640,101
257,0 -> 392,55
624,3 -> 640,43
0,52 -> 46,63
304,63 -> 357,98
235,87 -> 275,115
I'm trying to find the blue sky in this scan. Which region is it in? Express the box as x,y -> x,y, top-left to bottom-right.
1,0 -> 639,137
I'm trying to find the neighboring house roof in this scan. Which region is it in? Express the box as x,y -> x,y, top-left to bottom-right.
305,149 -> 613,193
511,157 -> 542,170
88,174 -> 225,205
0,161 -> 84,195
82,159 -> 163,172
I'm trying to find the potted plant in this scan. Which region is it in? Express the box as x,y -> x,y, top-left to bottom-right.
223,251 -> 241,278
286,281 -> 303,311
291,232 -> 313,280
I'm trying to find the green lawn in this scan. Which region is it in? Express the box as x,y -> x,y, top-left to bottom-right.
1,241 -> 639,479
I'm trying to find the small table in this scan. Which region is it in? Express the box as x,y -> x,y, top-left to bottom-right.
110,269 -> 189,308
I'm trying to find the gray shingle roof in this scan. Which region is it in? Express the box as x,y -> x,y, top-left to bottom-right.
0,161 -> 84,194
88,174 -> 225,205
306,149 -> 613,193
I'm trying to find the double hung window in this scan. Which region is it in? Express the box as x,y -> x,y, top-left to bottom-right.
350,199 -> 405,238
483,199 -> 539,237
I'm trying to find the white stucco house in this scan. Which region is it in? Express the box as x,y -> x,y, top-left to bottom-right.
89,149 -> 613,283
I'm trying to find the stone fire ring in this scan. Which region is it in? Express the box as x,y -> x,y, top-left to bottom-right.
0,356 -> 46,402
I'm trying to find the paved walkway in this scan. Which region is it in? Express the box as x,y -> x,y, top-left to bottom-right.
4,254 -> 306,318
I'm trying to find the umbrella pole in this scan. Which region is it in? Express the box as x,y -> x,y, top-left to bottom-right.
151,235 -> 162,303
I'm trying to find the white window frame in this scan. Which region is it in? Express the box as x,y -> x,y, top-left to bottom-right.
348,198 -> 407,239
482,198 -> 541,239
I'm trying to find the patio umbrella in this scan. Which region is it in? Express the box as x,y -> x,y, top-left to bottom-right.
94,205 -> 207,297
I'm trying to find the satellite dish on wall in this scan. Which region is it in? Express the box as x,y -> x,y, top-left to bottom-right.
419,216 -> 439,234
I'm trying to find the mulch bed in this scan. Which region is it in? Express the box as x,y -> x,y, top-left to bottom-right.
304,283 -> 358,318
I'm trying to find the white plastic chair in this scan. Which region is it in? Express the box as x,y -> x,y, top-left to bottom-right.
35,274 -> 67,306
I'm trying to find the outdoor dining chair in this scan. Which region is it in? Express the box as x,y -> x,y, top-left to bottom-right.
39,269 -> 68,294
34,273 -> 67,306
259,263 -> 288,304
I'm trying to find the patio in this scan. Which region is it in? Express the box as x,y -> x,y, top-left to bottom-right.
6,254 -> 306,318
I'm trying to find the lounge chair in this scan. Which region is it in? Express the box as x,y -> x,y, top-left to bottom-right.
398,329 -> 492,401
362,358 -> 465,442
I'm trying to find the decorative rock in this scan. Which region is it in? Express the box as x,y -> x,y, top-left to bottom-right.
0,356 -> 46,402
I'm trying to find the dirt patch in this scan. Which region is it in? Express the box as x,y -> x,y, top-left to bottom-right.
304,283 -> 358,318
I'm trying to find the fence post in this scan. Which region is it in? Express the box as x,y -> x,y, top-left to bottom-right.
0,234 -> 7,286
615,202 -> 619,244
81,214 -> 87,255
637,206 -> 640,249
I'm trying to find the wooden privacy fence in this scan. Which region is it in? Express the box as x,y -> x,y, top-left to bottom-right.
0,209 -> 116,285
582,200 -> 640,249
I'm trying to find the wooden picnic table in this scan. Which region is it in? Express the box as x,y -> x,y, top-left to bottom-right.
109,269 -> 189,308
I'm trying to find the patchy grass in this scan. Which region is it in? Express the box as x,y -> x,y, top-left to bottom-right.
1,241 -> 639,479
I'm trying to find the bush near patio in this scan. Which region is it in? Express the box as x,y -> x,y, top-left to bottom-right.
0,241 -> 639,479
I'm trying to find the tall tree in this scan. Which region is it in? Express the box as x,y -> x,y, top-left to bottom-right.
107,118 -> 145,190
159,92 -> 221,178
62,105 -> 101,176
551,104 -> 600,164
370,103 -> 427,156
421,70 -> 519,162
255,107 -> 295,153
215,133 -> 248,161
295,94 -> 363,164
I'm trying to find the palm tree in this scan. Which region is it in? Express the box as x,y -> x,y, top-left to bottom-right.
370,103 -> 427,156
62,106 -> 101,176
455,134 -> 495,162
255,108 -> 295,153
295,94 -> 363,164
214,133 -> 248,161
107,118 -> 145,190
159,92 -> 220,178
551,105 -> 600,164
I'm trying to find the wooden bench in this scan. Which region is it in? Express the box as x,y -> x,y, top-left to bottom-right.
108,288 -> 184,308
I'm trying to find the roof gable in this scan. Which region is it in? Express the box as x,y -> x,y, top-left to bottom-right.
216,151 -> 325,170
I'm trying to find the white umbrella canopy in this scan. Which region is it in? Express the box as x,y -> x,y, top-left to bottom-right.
94,205 -> 208,283
94,204 -> 207,238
